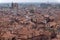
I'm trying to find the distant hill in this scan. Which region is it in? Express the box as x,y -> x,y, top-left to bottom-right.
0,3 -> 60,8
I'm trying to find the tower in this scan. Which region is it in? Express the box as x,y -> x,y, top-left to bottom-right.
11,3 -> 18,9
11,3 -> 18,15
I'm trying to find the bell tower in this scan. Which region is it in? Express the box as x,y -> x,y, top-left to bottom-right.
11,3 -> 18,9
11,3 -> 18,15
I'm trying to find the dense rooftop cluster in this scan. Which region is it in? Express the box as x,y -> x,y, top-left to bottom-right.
0,3 -> 60,40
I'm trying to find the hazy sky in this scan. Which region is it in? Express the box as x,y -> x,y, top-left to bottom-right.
0,0 -> 60,3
